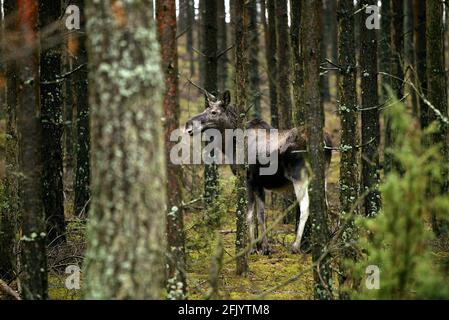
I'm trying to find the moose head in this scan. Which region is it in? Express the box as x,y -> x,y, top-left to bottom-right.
184,90 -> 236,136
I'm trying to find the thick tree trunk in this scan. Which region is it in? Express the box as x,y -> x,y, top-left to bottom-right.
0,0 -> 18,283
73,0 -> 91,220
265,0 -> 278,127
156,0 -> 187,300
249,0 -> 260,117
274,0 -> 292,129
217,0 -> 227,92
84,0 -> 166,299
202,0 -> 219,205
290,0 -> 304,127
17,0 -> 48,300
301,0 -> 332,300
39,0 -> 66,245
413,0 -> 428,131
426,0 -> 449,237
360,0 -> 380,217
234,0 -> 249,276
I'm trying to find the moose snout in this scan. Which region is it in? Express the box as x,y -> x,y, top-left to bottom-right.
184,121 -> 194,136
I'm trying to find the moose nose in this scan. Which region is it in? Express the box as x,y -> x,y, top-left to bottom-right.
185,122 -> 193,136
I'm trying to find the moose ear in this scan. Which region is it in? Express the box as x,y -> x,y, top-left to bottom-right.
222,90 -> 231,106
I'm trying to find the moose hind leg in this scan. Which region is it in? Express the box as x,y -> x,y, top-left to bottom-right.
291,173 -> 309,253
255,189 -> 270,255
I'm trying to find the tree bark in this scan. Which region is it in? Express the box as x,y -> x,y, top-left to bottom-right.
426,0 -> 449,237
83,0 -> 166,299
249,0 -> 261,117
413,0 -> 428,131
202,0 -> 219,205
290,0 -> 304,127
265,0 -> 278,127
274,0 -> 292,129
17,0 -> 48,300
360,0 -> 380,217
156,0 -> 187,300
301,0 -> 332,300
217,0 -> 227,92
39,0 -> 66,245
234,0 -> 249,276
73,0 -> 91,220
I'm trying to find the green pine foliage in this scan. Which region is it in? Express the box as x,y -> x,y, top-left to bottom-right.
350,94 -> 449,299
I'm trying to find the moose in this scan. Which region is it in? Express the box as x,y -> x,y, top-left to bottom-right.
184,90 -> 332,254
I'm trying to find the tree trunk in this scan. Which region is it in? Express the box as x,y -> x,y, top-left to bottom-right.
249,0 -> 261,117
413,0 -> 428,131
360,0 -> 380,217
322,0 -> 337,102
290,0 -> 305,127
404,0 -> 417,116
73,0 -> 91,220
265,0 -> 278,127
39,0 -> 66,245
426,0 -> 449,237
202,0 -> 219,205
0,0 -> 18,283
234,0 -> 249,276
385,0 -> 404,173
217,0 -> 227,92
186,0 -> 195,76
17,0 -> 48,300
301,0 -> 332,300
274,0 -> 292,129
156,0 -> 187,300
83,0 -> 166,299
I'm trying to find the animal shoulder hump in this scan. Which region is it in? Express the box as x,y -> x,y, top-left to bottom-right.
246,118 -> 273,130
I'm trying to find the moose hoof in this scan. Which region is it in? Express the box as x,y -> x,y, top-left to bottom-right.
261,245 -> 272,256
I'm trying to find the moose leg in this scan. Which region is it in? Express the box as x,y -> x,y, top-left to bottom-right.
255,188 -> 270,255
291,174 -> 309,254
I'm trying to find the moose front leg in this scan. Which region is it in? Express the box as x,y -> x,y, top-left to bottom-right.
291,173 -> 310,254
246,188 -> 257,254
255,190 -> 270,255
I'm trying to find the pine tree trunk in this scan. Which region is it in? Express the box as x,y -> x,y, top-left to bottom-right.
413,0 -> 428,131
0,0 -> 18,283
290,0 -> 305,127
17,0 -> 48,300
73,0 -> 91,220
426,0 -> 449,237
186,0 -> 195,76
404,0 -> 417,116
202,0 -> 219,205
385,0 -> 404,173
156,0 -> 187,300
83,0 -> 166,299
39,0 -> 66,245
301,0 -> 332,300
217,0 -> 227,92
265,0 -> 278,127
234,0 -> 249,276
249,0 -> 261,117
321,0 -> 336,103
274,0 -> 292,129
360,0 -> 380,217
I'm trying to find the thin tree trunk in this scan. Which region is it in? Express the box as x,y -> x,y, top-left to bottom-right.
385,0 -> 404,173
84,0 -> 166,299
0,0 -> 18,283
404,0 -> 417,116
301,0 -> 332,300
337,0 -> 359,298
265,0 -> 278,128
426,0 -> 449,237
156,0 -> 187,300
274,0 -> 292,129
321,0 -> 336,102
234,0 -> 249,276
249,0 -> 261,117
217,0 -> 227,91
203,0 -> 219,205
17,0 -> 48,300
360,0 -> 380,217
186,0 -> 195,76
290,0 -> 304,127
413,0 -> 428,131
